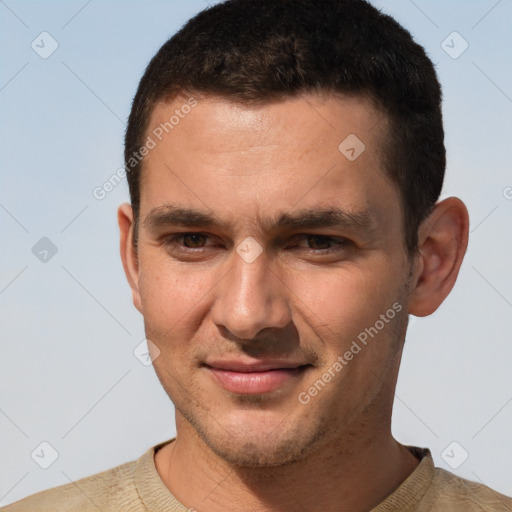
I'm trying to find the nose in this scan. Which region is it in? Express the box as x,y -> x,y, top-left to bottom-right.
211,244 -> 292,341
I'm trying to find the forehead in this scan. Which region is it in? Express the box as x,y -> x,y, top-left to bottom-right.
139,93 -> 398,235
146,92 -> 387,161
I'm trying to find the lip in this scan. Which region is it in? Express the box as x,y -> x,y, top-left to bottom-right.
205,359 -> 307,372
204,360 -> 311,394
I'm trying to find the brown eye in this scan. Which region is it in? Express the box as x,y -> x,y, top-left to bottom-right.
306,235 -> 337,250
162,233 -> 214,256
287,235 -> 349,257
182,233 -> 208,248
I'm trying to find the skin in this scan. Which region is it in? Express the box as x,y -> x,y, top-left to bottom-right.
118,93 -> 469,512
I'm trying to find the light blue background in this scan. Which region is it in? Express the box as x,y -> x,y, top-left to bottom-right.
1,0 -> 511,505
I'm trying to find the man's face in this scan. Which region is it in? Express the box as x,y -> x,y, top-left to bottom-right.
129,93 -> 413,466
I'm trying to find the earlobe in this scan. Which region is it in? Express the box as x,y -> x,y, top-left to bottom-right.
408,197 -> 469,317
118,203 -> 143,313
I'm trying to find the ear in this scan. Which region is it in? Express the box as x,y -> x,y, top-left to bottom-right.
118,203 -> 143,313
408,197 -> 469,317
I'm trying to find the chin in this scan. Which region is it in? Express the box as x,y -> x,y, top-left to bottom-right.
206,433 -> 313,468
187,407 -> 330,468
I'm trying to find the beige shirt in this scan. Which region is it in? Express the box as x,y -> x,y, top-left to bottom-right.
2,439 -> 511,511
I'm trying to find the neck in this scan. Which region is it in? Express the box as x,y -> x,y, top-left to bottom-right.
155,418 -> 420,512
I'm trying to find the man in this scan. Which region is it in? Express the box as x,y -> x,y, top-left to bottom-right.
3,0 -> 511,510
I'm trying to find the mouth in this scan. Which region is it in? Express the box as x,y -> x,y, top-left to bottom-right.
203,360 -> 312,394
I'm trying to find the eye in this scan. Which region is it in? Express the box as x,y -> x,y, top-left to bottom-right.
162,232 -> 213,253
180,233 -> 208,248
161,232 -> 349,260
293,234 -> 348,253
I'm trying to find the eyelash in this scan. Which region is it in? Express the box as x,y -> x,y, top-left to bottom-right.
162,232 -> 348,255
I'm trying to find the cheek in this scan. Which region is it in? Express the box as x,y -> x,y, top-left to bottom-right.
289,262 -> 397,337
137,261 -> 214,389
137,255 -> 216,338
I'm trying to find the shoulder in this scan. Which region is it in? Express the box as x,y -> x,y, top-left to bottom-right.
1,458 -> 142,512
428,467 -> 512,511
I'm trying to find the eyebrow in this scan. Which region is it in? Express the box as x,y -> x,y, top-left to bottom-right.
144,204 -> 378,236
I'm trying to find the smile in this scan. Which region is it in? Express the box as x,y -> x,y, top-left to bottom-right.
204,364 -> 311,394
